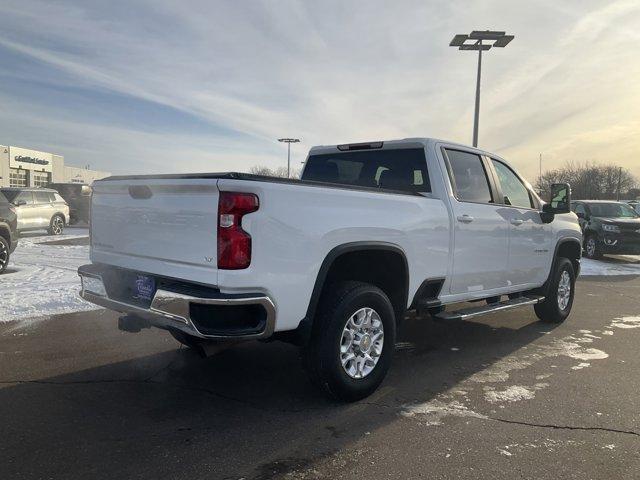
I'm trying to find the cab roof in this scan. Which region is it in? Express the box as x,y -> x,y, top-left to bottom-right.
308,137 -> 500,158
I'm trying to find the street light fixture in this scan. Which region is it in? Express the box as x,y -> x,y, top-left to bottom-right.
278,138 -> 300,178
449,30 -> 514,147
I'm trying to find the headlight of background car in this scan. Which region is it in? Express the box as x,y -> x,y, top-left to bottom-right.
602,224 -> 620,233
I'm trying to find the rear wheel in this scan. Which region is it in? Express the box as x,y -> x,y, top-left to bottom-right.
534,257 -> 575,323
584,234 -> 601,259
0,236 -> 10,274
302,281 -> 396,402
48,214 -> 65,236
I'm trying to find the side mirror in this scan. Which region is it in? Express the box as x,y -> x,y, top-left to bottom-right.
540,183 -> 571,223
549,183 -> 571,214
14,200 -> 27,206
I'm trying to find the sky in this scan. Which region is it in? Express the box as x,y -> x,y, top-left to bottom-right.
0,0 -> 639,182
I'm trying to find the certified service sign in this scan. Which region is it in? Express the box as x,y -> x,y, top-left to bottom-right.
9,146 -> 53,172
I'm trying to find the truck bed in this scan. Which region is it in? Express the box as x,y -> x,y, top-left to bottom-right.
98,172 -> 424,197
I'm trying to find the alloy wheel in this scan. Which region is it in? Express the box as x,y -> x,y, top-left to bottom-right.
52,217 -> 64,235
0,241 -> 7,270
557,270 -> 571,311
339,307 -> 384,379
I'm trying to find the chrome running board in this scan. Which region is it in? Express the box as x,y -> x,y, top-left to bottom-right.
434,295 -> 545,321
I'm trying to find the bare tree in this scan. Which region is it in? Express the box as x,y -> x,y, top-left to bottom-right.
535,161 -> 637,200
249,165 -> 300,179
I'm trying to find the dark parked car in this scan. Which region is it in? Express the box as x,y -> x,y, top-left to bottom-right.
49,183 -> 92,225
572,200 -> 640,259
0,190 -> 19,274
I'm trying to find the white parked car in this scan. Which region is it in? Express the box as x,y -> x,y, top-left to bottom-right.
79,138 -> 582,401
1,187 -> 70,236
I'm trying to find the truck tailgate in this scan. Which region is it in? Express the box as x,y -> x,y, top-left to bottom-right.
90,178 -> 220,284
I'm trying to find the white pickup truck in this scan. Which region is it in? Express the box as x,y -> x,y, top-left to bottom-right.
79,138 -> 582,401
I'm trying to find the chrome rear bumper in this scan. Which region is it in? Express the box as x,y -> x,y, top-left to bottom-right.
78,265 -> 275,340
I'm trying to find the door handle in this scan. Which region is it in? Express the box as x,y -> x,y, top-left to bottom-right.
456,215 -> 474,224
510,219 -> 524,226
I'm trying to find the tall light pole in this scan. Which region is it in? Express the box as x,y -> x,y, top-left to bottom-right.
449,30 -> 514,147
278,138 -> 300,178
539,153 -> 543,196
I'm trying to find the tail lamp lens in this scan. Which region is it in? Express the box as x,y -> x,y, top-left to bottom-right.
217,192 -> 259,269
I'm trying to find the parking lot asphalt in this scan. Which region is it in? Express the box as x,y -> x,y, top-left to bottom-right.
1,276 -> 639,480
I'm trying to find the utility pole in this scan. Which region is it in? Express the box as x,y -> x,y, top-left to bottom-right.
277,138 -> 300,178
539,153 -> 543,196
450,30 -> 514,147
473,40 -> 483,148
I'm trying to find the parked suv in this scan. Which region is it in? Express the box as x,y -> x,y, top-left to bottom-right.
572,200 -> 640,259
0,190 -> 18,273
49,183 -> 92,225
0,188 -> 70,236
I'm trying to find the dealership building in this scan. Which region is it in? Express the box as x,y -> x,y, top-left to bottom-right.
0,145 -> 111,188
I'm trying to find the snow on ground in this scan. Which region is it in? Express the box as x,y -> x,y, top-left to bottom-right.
0,227 -> 98,323
580,255 -> 640,276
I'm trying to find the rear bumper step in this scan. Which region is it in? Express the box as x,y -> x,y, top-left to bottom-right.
434,295 -> 544,321
78,264 -> 275,340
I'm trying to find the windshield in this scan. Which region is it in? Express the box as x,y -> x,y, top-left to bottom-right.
588,202 -> 639,218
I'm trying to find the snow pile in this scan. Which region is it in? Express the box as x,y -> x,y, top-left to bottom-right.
541,336 -> 609,362
0,229 -> 99,322
610,316 -> 640,329
400,399 -> 486,425
483,384 -> 548,403
571,362 -> 591,370
580,255 -> 640,276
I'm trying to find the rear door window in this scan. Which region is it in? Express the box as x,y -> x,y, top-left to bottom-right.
34,191 -> 52,204
444,149 -> 493,203
302,148 -> 430,193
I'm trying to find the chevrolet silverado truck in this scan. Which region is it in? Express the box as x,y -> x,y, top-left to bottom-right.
78,138 -> 582,401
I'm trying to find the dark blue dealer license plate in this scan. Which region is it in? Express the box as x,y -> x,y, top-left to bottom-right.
133,274 -> 156,301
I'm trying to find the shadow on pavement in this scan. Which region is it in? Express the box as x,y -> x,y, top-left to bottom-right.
0,306 -> 559,480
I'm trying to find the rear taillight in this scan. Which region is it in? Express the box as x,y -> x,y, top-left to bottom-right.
217,192 -> 259,269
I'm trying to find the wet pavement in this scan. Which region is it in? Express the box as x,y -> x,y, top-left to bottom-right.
1,275 -> 639,479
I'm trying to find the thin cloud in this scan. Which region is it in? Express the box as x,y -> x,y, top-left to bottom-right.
0,0 -> 638,181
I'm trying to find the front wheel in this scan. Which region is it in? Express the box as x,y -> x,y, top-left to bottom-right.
303,281 -> 396,402
48,215 -> 65,236
534,257 -> 576,323
0,236 -> 10,274
584,235 -> 601,259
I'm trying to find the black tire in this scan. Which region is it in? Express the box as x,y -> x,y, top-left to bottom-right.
302,281 -> 396,402
48,214 -> 65,236
534,257 -> 576,323
584,234 -> 601,259
0,236 -> 9,274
